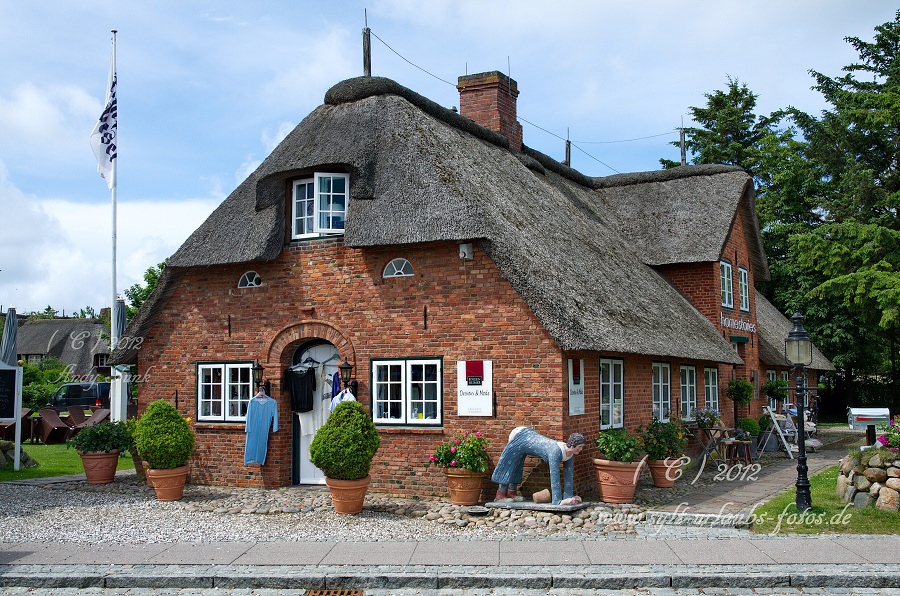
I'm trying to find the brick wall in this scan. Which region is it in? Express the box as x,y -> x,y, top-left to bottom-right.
458,71 -> 523,152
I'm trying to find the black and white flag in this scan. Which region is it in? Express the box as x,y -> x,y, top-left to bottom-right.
90,36 -> 117,190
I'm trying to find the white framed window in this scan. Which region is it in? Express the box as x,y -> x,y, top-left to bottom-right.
383,258 -> 414,278
781,370 -> 789,382
291,173 -> 348,239
652,362 -> 671,422
26,354 -> 43,365
238,271 -> 262,288
704,367 -> 719,412
372,358 -> 442,426
720,261 -> 734,308
680,365 -> 697,420
739,267 -> 750,311
599,358 -> 624,429
197,362 -> 253,422
767,369 -> 777,382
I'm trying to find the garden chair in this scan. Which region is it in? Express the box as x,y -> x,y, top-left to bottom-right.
68,408 -> 110,438
67,406 -> 90,426
36,408 -> 74,444
0,408 -> 32,441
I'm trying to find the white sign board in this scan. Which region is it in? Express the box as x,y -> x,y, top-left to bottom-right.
568,358 -> 585,416
457,360 -> 493,416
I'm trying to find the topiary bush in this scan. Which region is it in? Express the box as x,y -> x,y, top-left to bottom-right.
309,401 -> 380,480
725,378 -> 754,405
736,417 -> 761,437
133,400 -> 195,469
72,420 -> 131,453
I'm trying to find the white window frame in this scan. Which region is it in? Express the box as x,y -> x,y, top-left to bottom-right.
383,258 -> 414,278
704,367 -> 719,412
739,267 -> 750,311
197,362 -> 253,422
720,261 -> 734,308
291,172 -> 349,239
652,362 -> 671,422
767,369 -> 777,382
238,271 -> 262,288
372,358 -> 442,426
680,365 -> 697,420
599,358 -> 624,429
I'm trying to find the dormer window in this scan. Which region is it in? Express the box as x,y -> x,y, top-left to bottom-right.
292,173 -> 348,239
238,271 -> 262,288
383,258 -> 414,278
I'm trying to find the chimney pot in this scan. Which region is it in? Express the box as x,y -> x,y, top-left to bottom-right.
457,71 -> 523,151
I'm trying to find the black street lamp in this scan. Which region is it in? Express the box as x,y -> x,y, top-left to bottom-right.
338,359 -> 354,387
251,360 -> 265,388
784,312 -> 813,512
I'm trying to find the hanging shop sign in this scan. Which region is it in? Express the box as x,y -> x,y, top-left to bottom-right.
568,358 -> 585,416
457,360 -> 493,416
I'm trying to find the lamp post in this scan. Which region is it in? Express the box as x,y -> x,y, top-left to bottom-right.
338,359 -> 354,387
784,312 -> 813,512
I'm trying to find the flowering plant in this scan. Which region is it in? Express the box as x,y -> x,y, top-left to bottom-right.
429,430 -> 490,472
732,428 -> 751,441
691,408 -> 720,428
639,418 -> 688,460
876,415 -> 900,452
594,428 -> 643,463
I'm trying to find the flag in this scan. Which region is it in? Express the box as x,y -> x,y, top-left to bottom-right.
90,35 -> 117,190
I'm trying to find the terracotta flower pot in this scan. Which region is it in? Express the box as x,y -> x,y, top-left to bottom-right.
647,458 -> 683,488
80,450 -> 120,485
324,475 -> 371,514
145,465 -> 189,501
444,468 -> 486,506
593,458 -> 645,503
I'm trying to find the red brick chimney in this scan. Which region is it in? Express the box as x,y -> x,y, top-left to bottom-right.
457,71 -> 523,152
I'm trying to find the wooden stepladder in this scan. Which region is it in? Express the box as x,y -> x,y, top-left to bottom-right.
758,406 -> 794,460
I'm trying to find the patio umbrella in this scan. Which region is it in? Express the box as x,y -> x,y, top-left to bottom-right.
0,307 -> 17,366
113,298 -> 126,348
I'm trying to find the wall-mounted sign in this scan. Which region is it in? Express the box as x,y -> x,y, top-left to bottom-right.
568,359 -> 585,416
457,360 -> 493,416
0,368 -> 16,420
720,313 -> 757,333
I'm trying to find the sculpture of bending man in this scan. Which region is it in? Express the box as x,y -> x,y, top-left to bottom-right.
491,427 -> 586,505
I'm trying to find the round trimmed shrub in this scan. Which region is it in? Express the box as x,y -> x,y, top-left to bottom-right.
736,417 -> 761,437
309,401 -> 380,480
133,400 -> 195,469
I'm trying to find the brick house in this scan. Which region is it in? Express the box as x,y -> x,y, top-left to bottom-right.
113,72 -> 831,498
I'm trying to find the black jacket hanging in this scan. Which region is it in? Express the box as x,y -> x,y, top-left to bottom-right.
286,368 -> 316,413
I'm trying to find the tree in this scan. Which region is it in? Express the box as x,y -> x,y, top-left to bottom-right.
661,76 -> 770,173
30,306 -> 59,320
123,261 -> 166,320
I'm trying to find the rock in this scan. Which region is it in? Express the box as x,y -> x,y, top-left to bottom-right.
875,486 -> 900,512
854,475 -> 872,491
868,452 -> 884,468
853,491 -> 875,509
841,456 -> 859,475
864,467 -> 888,483
869,482 -> 883,498
836,473 -> 849,499
843,486 -> 857,503
886,478 -> 900,492
887,466 -> 900,478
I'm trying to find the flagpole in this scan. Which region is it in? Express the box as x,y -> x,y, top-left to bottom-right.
110,29 -> 118,352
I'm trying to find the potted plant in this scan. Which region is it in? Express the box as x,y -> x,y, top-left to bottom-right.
428,430 -> 490,505
735,417 -> 761,455
761,378 -> 788,411
691,408 -> 720,429
71,420 -> 130,484
309,400 -> 380,514
593,428 -> 645,503
639,418 -> 689,488
725,378 -> 754,421
133,400 -> 195,501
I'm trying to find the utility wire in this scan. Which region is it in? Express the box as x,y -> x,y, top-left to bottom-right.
574,130 -> 678,144
370,30 -> 456,87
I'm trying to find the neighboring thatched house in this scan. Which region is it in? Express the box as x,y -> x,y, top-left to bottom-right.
16,317 -> 110,378
113,71 -> 831,496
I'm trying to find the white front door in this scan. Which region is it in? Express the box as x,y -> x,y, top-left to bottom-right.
294,343 -> 340,484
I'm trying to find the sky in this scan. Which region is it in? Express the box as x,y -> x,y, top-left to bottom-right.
1,0 -> 897,316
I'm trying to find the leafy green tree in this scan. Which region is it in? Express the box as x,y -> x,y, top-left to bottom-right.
77,306 -> 98,319
21,357 -> 74,411
29,306 -> 58,320
123,261 -> 166,320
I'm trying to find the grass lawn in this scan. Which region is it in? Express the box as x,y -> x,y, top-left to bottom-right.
750,465 -> 899,534
0,443 -> 135,482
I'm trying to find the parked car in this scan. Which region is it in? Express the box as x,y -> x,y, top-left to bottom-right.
46,382 -> 111,412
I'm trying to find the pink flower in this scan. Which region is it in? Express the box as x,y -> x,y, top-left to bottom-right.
878,436 -> 889,446
450,446 -> 457,454
450,460 -> 457,467
454,439 -> 461,445
429,455 -> 437,462
475,431 -> 482,437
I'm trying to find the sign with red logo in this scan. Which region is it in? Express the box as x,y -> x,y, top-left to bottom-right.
457,360 -> 492,416
568,359 -> 585,416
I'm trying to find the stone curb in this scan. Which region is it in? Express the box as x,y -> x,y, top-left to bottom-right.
0,565 -> 897,590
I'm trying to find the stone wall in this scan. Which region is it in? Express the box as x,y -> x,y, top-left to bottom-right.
836,449 -> 900,512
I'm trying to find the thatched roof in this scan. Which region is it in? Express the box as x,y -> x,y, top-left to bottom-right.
17,318 -> 108,374
115,76 -> 746,366
755,291 -> 834,371
599,167 -> 770,281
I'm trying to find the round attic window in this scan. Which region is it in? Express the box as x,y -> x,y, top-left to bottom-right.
238,271 -> 262,288
383,258 -> 414,278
